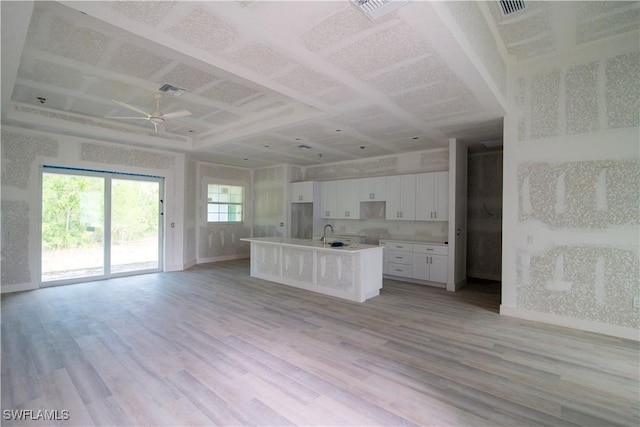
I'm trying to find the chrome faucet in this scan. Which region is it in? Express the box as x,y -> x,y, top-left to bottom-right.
321,224 -> 334,245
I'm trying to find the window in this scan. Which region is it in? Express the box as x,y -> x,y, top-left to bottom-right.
207,184 -> 244,222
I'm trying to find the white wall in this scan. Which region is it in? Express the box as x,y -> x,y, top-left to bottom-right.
1,126 -> 186,292
501,33 -> 640,340
195,161 -> 252,264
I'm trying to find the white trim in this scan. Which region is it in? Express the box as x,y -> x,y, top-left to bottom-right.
500,305 -> 640,342
1,282 -> 38,294
197,254 -> 249,264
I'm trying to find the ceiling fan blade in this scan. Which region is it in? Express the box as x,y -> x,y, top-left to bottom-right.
105,116 -> 150,120
112,100 -> 151,117
163,109 -> 191,119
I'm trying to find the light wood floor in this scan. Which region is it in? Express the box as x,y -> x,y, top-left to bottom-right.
2,259 -> 638,426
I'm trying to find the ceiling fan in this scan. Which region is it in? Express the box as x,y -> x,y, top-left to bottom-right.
107,94 -> 191,133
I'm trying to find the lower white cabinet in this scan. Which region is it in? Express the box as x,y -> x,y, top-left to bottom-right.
380,240 -> 448,286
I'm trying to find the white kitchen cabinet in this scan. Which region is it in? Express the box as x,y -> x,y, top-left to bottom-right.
415,172 -> 449,221
290,181 -> 317,203
385,175 -> 416,220
320,180 -> 337,218
359,176 -> 387,201
335,179 -> 360,219
380,240 -> 448,286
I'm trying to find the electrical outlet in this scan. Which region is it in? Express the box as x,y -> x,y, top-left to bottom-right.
633,296 -> 640,309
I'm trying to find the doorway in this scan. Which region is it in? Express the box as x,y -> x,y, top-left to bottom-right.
40,167 -> 163,285
466,146 -> 503,284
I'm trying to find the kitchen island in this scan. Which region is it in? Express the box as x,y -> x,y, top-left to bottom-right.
240,237 -> 383,302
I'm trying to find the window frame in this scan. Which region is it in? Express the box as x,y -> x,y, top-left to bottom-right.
206,182 -> 245,224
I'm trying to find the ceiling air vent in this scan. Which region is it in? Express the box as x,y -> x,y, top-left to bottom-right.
158,83 -> 187,97
497,0 -> 526,16
351,0 -> 410,20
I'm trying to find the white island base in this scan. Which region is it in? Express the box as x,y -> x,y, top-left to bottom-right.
241,237 -> 383,303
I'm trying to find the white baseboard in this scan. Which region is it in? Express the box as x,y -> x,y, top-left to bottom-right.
197,254 -> 249,264
1,282 -> 38,294
500,305 -> 640,341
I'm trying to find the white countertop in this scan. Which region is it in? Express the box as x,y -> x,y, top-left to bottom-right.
241,237 -> 382,253
380,237 -> 448,246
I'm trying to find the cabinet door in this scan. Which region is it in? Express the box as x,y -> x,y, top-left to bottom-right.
433,171 -> 449,221
385,176 -> 402,219
336,179 -> 360,219
429,254 -> 448,283
321,181 -> 336,218
415,173 -> 435,220
412,254 -> 430,281
399,175 -> 416,220
290,181 -> 314,203
360,177 -> 387,201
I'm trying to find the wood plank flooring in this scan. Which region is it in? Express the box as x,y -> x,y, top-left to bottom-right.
2,259 -> 638,426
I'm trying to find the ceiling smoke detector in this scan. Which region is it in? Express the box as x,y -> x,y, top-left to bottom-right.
497,0 -> 526,16
351,0 -> 410,20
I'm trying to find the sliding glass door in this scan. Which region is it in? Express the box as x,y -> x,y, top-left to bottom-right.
111,178 -> 161,274
41,168 -> 163,285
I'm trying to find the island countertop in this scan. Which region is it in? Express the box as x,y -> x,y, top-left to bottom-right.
241,237 -> 382,253
241,237 -> 383,302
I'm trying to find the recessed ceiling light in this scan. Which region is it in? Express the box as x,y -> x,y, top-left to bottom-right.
336,129 -> 341,132
360,146 -> 366,149
412,137 -> 419,140
264,145 -> 270,148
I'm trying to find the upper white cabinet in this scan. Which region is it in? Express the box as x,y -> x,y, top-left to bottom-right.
290,181 -> 317,203
359,176 -> 387,201
320,180 -> 337,218
336,179 -> 360,219
385,175 -> 416,220
415,171 -> 449,221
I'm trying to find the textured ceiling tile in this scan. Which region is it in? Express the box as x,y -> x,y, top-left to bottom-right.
367,55 -> 456,94
46,17 -> 111,65
300,5 -> 374,52
576,1 -> 640,44
202,81 -> 260,104
12,85 -> 70,111
165,8 -> 239,55
221,43 -> 295,76
107,43 -> 173,79
69,99 -> 117,120
273,66 -> 340,94
18,58 -> 84,90
341,145 -> 391,157
413,98 -> 480,121
490,2 -> 555,60
326,23 -> 430,76
392,84 -> 468,109
159,63 -> 219,91
161,100 -> 219,120
445,1 -> 507,96
111,1 -> 177,27
87,79 -> 143,102
208,111 -> 242,125
314,86 -> 360,105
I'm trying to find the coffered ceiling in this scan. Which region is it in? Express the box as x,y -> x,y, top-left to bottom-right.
2,1 -> 638,168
